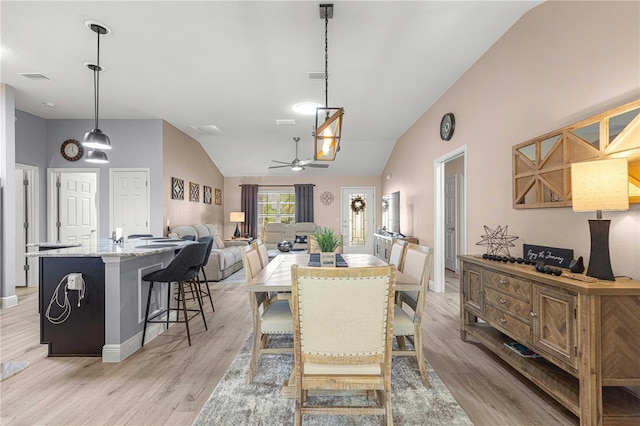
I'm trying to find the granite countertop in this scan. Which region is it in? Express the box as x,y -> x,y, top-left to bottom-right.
25,238 -> 192,258
26,242 -> 82,249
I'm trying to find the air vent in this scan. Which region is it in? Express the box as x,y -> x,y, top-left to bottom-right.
276,119 -> 296,126
19,73 -> 51,80
308,72 -> 329,80
190,125 -> 223,135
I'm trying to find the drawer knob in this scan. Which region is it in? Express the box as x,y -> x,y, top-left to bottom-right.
530,311 -> 538,317
499,299 -> 506,304
476,289 -> 482,293
499,279 -> 507,285
500,317 -> 507,323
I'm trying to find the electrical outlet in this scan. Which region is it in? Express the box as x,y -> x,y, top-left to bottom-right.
67,273 -> 83,290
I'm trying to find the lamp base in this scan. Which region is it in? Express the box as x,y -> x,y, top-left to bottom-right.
234,223 -> 241,239
586,219 -> 615,281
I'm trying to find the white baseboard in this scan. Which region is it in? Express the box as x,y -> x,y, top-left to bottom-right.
0,295 -> 18,309
102,311 -> 177,362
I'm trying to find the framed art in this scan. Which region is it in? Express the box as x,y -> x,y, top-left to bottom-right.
190,182 -> 200,202
171,177 -> 184,200
203,185 -> 212,204
215,188 -> 222,205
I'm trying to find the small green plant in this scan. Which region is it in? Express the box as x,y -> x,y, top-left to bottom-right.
311,227 -> 342,252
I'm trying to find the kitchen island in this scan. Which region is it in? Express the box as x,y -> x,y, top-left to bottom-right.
26,238 -> 193,362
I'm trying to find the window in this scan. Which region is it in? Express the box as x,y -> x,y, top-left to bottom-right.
257,189 -> 295,231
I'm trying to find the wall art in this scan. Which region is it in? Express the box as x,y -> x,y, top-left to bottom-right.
171,177 -> 184,200
215,188 -> 222,205
190,182 -> 199,202
203,185 -> 212,204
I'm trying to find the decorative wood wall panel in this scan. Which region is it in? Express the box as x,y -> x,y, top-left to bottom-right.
513,99 -> 640,208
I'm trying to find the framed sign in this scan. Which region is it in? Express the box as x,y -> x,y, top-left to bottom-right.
523,244 -> 573,268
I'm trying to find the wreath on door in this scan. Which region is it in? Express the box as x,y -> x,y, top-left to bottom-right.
350,196 -> 366,214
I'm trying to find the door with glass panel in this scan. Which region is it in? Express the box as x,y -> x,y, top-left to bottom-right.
340,187 -> 375,254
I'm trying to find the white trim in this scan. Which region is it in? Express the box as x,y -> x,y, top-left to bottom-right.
109,168 -> 151,237
16,164 -> 39,286
102,312 -> 176,362
0,295 -> 18,308
434,145 -> 467,293
47,168 -> 100,242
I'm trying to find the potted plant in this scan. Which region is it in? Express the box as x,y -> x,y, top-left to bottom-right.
311,227 -> 342,267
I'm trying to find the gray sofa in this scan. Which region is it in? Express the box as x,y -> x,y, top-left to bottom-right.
261,222 -> 317,251
168,224 -> 247,281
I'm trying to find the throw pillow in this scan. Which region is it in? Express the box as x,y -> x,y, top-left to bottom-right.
214,235 -> 225,248
295,235 -> 307,244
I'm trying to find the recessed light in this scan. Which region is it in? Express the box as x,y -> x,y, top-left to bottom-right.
42,101 -> 57,108
276,119 -> 296,126
19,73 -> 50,80
292,102 -> 322,115
191,124 -> 223,135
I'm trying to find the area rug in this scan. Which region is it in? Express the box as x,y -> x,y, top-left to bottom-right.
1,361 -> 29,380
193,336 -> 472,425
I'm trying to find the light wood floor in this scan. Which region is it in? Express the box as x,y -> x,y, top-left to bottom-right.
1,271 -> 578,425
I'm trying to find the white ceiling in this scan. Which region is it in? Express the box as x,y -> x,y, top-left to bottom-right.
1,1 -> 541,177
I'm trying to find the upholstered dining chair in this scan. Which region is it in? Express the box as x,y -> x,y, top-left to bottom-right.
388,238 -> 408,269
254,239 -> 270,269
393,243 -> 433,386
241,244 -> 293,383
291,265 -> 396,426
141,242 -> 209,347
306,234 -> 344,254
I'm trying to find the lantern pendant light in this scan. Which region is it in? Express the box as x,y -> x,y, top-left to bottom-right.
313,4 -> 344,162
83,22 -> 112,158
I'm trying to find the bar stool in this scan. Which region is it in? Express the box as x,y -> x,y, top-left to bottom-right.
197,236 -> 215,311
141,242 -> 208,347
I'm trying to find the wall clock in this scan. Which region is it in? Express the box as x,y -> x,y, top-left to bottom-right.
440,113 -> 455,141
60,139 -> 84,161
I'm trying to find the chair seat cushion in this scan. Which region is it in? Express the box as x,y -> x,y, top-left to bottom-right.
393,304 -> 415,336
261,300 -> 293,334
303,362 -> 381,376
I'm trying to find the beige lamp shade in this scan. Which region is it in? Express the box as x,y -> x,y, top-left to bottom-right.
571,158 -> 629,212
230,211 -> 245,223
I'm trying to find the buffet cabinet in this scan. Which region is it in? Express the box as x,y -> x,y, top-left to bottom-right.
372,233 -> 418,262
459,255 -> 640,425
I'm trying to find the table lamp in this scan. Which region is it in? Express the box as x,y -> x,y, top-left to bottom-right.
230,212 -> 245,239
571,158 -> 629,281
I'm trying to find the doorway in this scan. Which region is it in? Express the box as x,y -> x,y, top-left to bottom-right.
48,169 -> 99,243
434,146 -> 467,293
341,187 -> 375,254
14,164 -> 38,287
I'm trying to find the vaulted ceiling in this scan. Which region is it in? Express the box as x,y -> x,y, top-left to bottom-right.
1,1 -> 541,176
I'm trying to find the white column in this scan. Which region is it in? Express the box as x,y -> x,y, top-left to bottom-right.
1,84 -> 17,308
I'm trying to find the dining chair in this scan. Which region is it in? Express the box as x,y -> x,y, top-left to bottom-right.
388,238 -> 408,269
306,234 -> 344,254
196,236 -> 215,311
291,264 -> 396,426
141,242 -> 209,347
254,239 -> 270,269
393,243 -> 433,386
242,244 -> 293,384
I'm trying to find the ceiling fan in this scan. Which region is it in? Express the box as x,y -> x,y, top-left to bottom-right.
269,137 -> 329,172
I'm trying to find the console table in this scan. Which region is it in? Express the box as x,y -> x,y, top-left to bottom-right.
459,255 -> 640,425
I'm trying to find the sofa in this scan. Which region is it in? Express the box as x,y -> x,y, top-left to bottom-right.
168,224 -> 248,281
261,222 -> 318,251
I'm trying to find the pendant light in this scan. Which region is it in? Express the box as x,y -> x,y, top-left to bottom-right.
313,3 -> 344,162
83,22 -> 112,157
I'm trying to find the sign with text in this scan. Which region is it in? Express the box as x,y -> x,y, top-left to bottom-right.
523,244 -> 573,268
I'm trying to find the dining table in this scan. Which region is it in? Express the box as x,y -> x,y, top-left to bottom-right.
244,252 -> 420,398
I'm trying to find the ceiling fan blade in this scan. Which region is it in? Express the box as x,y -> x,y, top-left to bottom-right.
299,158 -> 315,166
306,163 -> 329,168
271,160 -> 292,165
268,165 -> 291,169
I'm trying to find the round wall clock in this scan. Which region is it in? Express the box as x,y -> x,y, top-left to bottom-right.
440,112 -> 455,141
61,139 -> 84,161
320,191 -> 334,206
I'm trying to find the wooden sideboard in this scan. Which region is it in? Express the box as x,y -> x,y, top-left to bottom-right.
373,233 -> 418,262
459,255 -> 640,425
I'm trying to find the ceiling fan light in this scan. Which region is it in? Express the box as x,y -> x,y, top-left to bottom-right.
85,149 -> 109,163
83,128 -> 112,149
291,165 -> 304,172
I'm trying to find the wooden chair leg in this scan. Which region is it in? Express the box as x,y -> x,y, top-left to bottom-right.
414,326 -> 428,386
247,333 -> 261,384
141,281 -> 154,347
396,335 -> 406,351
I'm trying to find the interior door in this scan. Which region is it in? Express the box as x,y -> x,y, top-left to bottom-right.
15,169 -> 27,286
445,174 -> 457,272
341,187 -> 375,254
59,172 -> 97,244
111,169 -> 150,237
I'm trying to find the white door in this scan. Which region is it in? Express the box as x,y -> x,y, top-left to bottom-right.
111,169 -> 150,237
445,174 -> 457,272
341,187 -> 375,254
15,169 -> 27,286
59,173 -> 97,244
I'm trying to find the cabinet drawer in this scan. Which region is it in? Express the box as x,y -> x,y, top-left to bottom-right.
485,287 -> 531,321
485,305 -> 531,342
484,270 -> 530,300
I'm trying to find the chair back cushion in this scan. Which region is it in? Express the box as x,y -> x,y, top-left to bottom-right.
255,240 -> 269,268
388,239 -> 408,269
241,245 -> 263,281
400,244 -> 433,306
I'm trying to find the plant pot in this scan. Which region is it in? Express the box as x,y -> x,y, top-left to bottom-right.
320,252 -> 336,267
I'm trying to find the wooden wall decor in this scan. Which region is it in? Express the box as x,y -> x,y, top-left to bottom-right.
171,177 -> 184,200
513,99 -> 640,208
214,188 -> 222,205
203,185 -> 212,204
189,182 -> 199,202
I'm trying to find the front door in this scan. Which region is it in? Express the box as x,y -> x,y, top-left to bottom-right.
56,172 -> 98,244
341,187 -> 375,254
110,169 -> 150,237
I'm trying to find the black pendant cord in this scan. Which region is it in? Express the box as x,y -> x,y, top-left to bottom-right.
94,31 -> 101,130
324,7 -> 329,121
